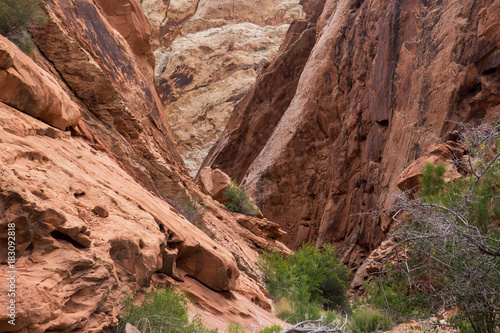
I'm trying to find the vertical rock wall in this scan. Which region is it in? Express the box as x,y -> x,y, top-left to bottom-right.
203,0 -> 500,267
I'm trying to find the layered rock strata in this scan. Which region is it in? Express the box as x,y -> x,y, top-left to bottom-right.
202,0 -> 500,269
143,0 -> 305,174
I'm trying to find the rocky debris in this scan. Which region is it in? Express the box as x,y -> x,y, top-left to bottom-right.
397,141 -> 470,194
350,240 -> 396,289
198,167 -> 232,202
125,323 -> 141,333
202,0 -> 500,271
0,36 -> 81,130
143,0 -> 305,175
236,215 -> 286,240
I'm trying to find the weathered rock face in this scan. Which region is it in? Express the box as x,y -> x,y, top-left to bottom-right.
0,37 -> 80,130
143,0 -> 305,175
203,0 -> 500,269
0,1 -> 290,331
0,101 -> 286,332
32,0 -> 188,199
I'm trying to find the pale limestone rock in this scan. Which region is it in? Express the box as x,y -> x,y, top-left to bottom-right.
142,0 -> 304,175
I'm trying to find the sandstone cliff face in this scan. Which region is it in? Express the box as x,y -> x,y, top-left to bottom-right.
203,0 -> 500,268
0,1 -> 289,331
143,0 -> 305,175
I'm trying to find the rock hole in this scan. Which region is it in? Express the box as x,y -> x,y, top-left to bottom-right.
74,191 -> 86,198
471,82 -> 482,94
50,230 -> 86,249
376,119 -> 389,127
482,67 -> 497,76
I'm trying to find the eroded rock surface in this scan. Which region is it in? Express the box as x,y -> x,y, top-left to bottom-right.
143,0 -> 305,175
203,0 -> 500,269
0,1 -> 289,331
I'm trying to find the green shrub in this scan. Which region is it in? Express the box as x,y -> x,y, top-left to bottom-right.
384,124 -> 500,332
0,0 -> 46,53
257,243 -> 349,323
170,192 -> 205,228
350,308 -> 392,333
223,180 -> 259,216
227,322 -> 245,333
117,288 -> 216,333
259,324 -> 281,333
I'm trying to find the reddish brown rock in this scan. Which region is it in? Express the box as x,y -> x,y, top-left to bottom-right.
0,1 -> 293,332
0,36 -> 81,130
198,167 -> 232,202
397,141 -> 469,194
92,205 -> 110,218
0,102 -> 286,332
202,0 -> 500,270
31,0 -> 189,200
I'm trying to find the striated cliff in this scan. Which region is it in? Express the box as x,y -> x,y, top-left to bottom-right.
142,0 -> 305,175
202,0 -> 500,268
0,1 -> 289,331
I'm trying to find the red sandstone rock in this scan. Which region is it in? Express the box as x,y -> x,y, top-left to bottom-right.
92,205 -> 110,218
0,36 -> 81,130
0,102 -> 286,332
0,1 -> 292,331
202,0 -> 500,270
397,141 -> 470,194
198,167 -> 232,202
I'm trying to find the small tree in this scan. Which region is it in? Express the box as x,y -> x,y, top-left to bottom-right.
224,180 -> 260,216
383,123 -> 500,332
257,243 -> 350,323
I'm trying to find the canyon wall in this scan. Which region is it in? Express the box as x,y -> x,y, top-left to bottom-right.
142,0 -> 305,174
0,1 -> 289,331
202,0 -> 500,267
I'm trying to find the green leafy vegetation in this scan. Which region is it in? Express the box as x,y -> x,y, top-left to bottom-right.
117,288 -> 216,333
223,180 -> 260,216
169,192 -> 205,228
376,123 -> 500,332
0,0 -> 46,54
257,243 -> 349,324
227,322 -> 245,333
258,324 -> 282,333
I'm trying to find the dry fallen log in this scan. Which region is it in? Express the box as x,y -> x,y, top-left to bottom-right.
281,314 -> 348,333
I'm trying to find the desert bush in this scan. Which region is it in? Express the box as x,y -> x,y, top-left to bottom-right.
223,180 -> 259,216
117,288 -> 216,333
0,0 -> 46,53
381,123 -> 500,332
350,308 -> 392,333
257,243 -> 349,323
227,322 -> 245,333
169,192 -> 205,228
259,324 -> 281,333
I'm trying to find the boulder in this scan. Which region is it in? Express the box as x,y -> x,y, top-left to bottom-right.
0,36 -> 81,130
198,167 -> 232,202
